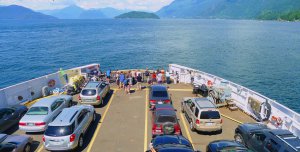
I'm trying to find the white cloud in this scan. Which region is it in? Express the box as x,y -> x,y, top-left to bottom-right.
0,0 -> 174,11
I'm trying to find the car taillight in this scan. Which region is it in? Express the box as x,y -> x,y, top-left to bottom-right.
164,99 -> 170,103
42,136 -> 45,142
150,100 -> 156,103
220,119 -> 223,124
35,122 -> 46,126
78,95 -> 81,100
19,122 -> 26,126
97,95 -> 101,100
196,119 -> 200,125
70,134 -> 76,142
174,124 -> 181,133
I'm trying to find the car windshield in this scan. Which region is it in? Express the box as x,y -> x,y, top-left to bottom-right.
27,107 -> 48,115
82,89 -> 96,96
153,91 -> 168,98
157,115 -> 176,123
200,111 -> 220,119
45,125 -> 74,137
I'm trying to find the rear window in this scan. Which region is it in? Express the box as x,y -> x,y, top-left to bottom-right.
157,115 -> 176,123
81,89 -> 96,96
200,111 -> 220,119
27,107 -> 48,115
153,91 -> 168,98
45,124 -> 74,136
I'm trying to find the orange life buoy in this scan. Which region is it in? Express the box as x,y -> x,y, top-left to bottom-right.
207,80 -> 213,87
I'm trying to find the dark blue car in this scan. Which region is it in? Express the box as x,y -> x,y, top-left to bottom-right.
149,85 -> 172,108
206,140 -> 249,152
147,135 -> 200,152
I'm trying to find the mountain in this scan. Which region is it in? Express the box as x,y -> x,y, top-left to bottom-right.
42,5 -> 84,19
99,7 -> 130,18
0,5 -> 56,20
157,0 -> 300,19
40,5 -> 130,19
115,11 -> 160,19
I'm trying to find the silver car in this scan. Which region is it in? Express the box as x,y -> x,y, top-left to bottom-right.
19,95 -> 72,133
79,81 -> 110,106
43,105 -> 95,151
0,133 -> 33,152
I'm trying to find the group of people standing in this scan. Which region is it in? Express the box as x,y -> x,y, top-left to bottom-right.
114,70 -> 143,94
113,68 -> 170,94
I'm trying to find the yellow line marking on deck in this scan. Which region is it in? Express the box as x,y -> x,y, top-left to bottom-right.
37,145 -> 43,152
179,113 -> 194,149
87,90 -> 117,152
168,89 -> 193,91
144,89 -> 149,152
221,114 -> 243,124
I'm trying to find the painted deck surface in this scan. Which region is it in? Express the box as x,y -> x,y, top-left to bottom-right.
10,83 -> 256,152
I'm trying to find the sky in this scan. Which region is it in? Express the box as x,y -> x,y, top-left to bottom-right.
0,0 -> 174,11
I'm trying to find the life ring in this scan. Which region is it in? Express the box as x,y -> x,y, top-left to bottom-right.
277,117 -> 283,126
48,79 -> 56,87
271,116 -> 283,126
207,80 -> 213,87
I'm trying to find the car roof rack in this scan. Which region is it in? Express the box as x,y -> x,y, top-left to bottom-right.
275,134 -> 300,151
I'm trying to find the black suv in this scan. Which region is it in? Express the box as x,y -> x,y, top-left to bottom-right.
234,123 -> 300,152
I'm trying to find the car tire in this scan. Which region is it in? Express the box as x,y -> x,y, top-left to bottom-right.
181,105 -> 185,113
234,133 -> 245,145
69,100 -> 73,107
78,135 -> 84,149
190,121 -> 195,132
23,143 -> 31,152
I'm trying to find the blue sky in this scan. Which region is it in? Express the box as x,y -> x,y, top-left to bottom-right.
0,0 -> 174,11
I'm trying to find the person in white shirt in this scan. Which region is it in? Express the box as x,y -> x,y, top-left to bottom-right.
157,72 -> 163,84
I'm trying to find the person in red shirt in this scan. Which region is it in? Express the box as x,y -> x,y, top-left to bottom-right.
151,72 -> 156,84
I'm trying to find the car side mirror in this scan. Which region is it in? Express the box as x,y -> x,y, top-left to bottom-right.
174,109 -> 177,112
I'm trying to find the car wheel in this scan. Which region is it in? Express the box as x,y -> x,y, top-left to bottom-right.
181,105 -> 185,113
78,135 -> 84,149
69,100 -> 73,107
190,121 -> 195,132
234,133 -> 244,145
93,112 -> 96,122
23,143 -> 31,152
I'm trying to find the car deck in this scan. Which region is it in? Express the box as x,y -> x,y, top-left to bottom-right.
9,83 -> 256,152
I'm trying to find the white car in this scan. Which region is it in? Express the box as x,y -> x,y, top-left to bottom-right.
19,95 -> 72,133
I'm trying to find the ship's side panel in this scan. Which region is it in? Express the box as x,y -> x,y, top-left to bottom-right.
169,64 -> 300,138
0,63 -> 99,107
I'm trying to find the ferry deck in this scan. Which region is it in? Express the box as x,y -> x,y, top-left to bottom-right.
9,82 -> 256,152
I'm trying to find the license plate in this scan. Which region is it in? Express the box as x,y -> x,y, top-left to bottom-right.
156,130 -> 162,133
50,141 -> 62,145
205,123 -> 214,126
27,123 -> 34,126
158,101 -> 163,104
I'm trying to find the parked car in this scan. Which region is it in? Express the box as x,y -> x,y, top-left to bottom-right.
19,95 -> 72,133
181,97 -> 222,133
152,104 -> 181,137
149,85 -> 172,108
206,140 -> 249,152
234,123 -> 300,152
0,105 -> 28,133
0,133 -> 33,152
43,105 -> 96,151
147,135 -> 200,152
79,81 -> 110,106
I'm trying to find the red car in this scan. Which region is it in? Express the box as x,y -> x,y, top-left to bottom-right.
151,104 -> 181,138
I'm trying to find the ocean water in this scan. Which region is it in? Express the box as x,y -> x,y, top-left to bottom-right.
0,19 -> 300,113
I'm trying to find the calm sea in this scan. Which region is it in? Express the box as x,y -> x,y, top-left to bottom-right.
0,19 -> 300,113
